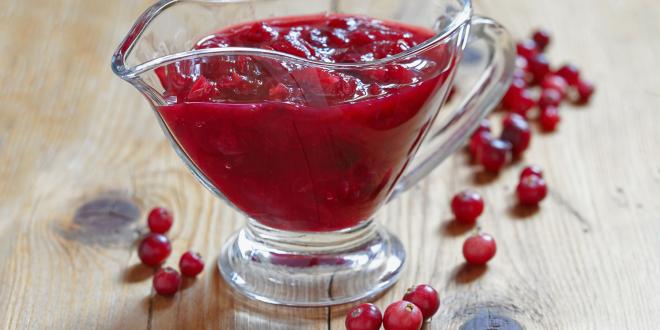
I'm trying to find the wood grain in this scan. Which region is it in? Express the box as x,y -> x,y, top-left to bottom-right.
1,0 -> 660,329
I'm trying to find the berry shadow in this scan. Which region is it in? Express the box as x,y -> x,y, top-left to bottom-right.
472,170 -> 498,186
181,276 -> 197,291
143,293 -> 176,312
122,264 -> 153,283
452,263 -> 488,284
508,203 -> 540,219
441,219 -> 475,237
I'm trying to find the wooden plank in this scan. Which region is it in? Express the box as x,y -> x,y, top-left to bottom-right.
1,0 -> 659,329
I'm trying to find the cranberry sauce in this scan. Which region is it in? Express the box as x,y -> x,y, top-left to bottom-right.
155,14 -> 453,231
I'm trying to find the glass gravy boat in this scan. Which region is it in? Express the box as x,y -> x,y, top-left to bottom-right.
112,0 -> 514,306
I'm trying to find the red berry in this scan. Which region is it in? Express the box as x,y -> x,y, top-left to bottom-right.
383,301 -> 423,330
575,79 -> 595,104
501,113 -> 531,157
463,233 -> 497,265
515,55 -> 529,71
187,75 -> 215,102
529,53 -> 551,83
539,106 -> 561,132
153,267 -> 181,296
138,233 -> 172,267
556,64 -> 580,86
502,79 -> 535,117
516,39 -> 538,61
517,174 -> 548,205
345,303 -> 383,330
469,130 -> 493,159
532,29 -> 551,51
242,22 -> 277,43
179,251 -> 205,277
451,190 -> 484,224
538,89 -> 562,108
541,74 -> 568,99
402,284 -> 440,320
147,207 -> 173,234
520,165 -> 544,179
478,138 -> 512,172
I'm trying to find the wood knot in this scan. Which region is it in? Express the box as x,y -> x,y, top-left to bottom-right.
58,193 -> 141,247
460,314 -> 523,330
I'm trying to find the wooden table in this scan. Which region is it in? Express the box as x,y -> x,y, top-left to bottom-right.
2,0 -> 659,328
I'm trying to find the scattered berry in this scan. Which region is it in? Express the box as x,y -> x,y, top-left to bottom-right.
575,79 -> 595,104
153,267 -> 181,296
138,233 -> 172,267
402,284 -> 440,320
541,74 -> 568,99
538,88 -> 562,108
345,303 -> 383,330
179,251 -> 205,277
539,106 -> 561,132
501,113 -> 532,157
478,138 -> 512,172
517,174 -> 548,205
520,165 -> 544,179
147,207 -> 173,234
451,190 -> 484,224
556,64 -> 580,86
529,53 -> 551,83
469,130 -> 493,159
532,29 -> 551,51
383,301 -> 423,330
502,79 -> 535,117
516,39 -> 539,61
462,233 -> 497,265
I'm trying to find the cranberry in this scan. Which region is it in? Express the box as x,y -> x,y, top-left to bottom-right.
529,53 -> 551,83
575,79 -> 595,104
383,301 -> 423,330
538,88 -> 562,108
179,251 -> 205,277
515,55 -> 529,71
478,138 -> 512,172
539,106 -> 561,132
516,39 -> 538,61
469,130 -> 493,159
451,190 -> 484,224
463,233 -> 497,265
153,267 -> 181,296
345,303 -> 383,330
402,284 -> 440,320
501,113 -> 531,157
541,74 -> 568,99
368,84 -> 382,95
138,233 -> 172,267
556,64 -> 580,86
532,29 -> 551,51
147,207 -> 173,234
268,83 -> 290,100
502,79 -> 535,117
520,165 -> 544,179
242,22 -> 277,43
517,174 -> 548,205
385,64 -> 415,84
270,37 -> 311,59
513,68 -> 533,85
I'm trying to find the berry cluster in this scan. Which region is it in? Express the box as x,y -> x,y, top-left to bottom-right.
470,29 -> 596,174
345,284 -> 440,330
506,29 -> 595,131
137,207 -> 205,296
